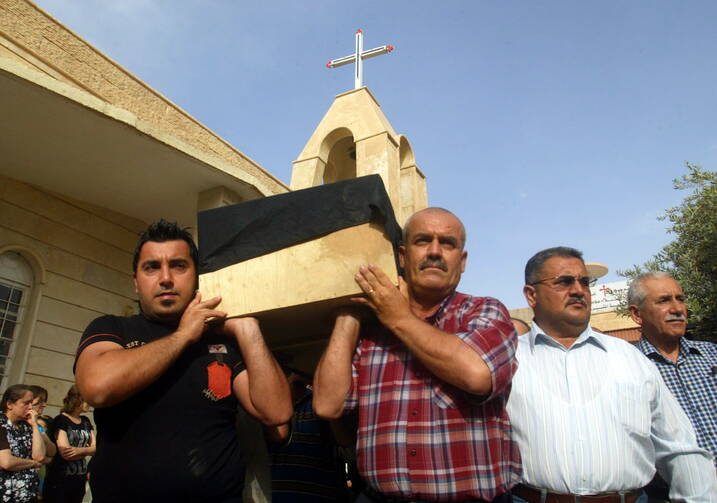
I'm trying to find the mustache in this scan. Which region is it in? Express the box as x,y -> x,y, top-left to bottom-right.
665,314 -> 686,322
566,297 -> 587,307
419,259 -> 448,272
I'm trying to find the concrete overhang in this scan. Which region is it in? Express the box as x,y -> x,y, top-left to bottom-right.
0,56 -> 285,227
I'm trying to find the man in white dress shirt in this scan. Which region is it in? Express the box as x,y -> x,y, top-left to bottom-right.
508,247 -> 716,503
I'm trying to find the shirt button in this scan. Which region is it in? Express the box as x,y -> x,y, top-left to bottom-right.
415,372 -> 422,378
410,449 -> 417,456
411,409 -> 418,416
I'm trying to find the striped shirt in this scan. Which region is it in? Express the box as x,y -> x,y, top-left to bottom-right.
636,336 -> 717,468
344,292 -> 521,501
507,324 -> 716,501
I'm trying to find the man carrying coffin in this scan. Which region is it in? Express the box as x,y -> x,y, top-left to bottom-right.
313,207 -> 520,502
74,220 -> 292,503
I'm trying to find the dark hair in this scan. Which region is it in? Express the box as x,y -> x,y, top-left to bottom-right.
525,246 -> 584,285
27,385 -> 48,402
2,384 -> 31,412
132,219 -> 199,273
61,385 -> 85,414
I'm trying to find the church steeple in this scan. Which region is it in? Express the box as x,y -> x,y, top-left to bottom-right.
291,34 -> 426,225
290,32 -> 426,225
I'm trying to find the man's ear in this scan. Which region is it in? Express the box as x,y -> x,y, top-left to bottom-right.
133,275 -> 138,294
523,285 -> 537,309
460,250 -> 467,273
628,305 -> 642,326
398,245 -> 406,269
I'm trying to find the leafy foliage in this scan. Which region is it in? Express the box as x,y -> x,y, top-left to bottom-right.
618,163 -> 717,342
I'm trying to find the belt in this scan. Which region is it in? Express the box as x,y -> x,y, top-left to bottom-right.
512,484 -> 642,503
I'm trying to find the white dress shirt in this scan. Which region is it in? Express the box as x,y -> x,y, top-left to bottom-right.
507,323 -> 717,501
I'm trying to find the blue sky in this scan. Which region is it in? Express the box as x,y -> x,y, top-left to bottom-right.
33,1 -> 717,309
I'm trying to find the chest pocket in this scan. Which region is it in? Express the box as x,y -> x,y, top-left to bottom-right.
610,381 -> 651,437
431,381 -> 457,409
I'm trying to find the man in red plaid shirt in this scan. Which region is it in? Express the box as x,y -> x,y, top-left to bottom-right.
314,207 -> 520,502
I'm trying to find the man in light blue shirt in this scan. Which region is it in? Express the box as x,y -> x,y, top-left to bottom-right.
508,247 -> 716,503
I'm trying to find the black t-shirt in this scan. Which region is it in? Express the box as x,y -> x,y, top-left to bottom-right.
46,414 -> 93,480
75,314 -> 246,503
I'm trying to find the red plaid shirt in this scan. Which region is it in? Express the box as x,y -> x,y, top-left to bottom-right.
344,292 -> 521,501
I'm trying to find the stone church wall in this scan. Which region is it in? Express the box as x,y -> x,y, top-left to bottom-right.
0,174 -> 143,417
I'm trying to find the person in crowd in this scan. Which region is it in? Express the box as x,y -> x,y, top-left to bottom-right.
0,384 -> 46,503
628,272 -> 717,466
28,386 -> 51,435
27,385 -> 55,501
628,272 -> 717,501
508,246 -> 716,503
43,385 -> 95,503
269,367 -> 348,502
313,207 -> 520,502
74,219 -> 292,502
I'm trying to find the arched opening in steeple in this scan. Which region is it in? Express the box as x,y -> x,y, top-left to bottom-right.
320,128 -> 356,184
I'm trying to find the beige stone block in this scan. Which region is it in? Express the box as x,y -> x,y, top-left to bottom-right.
55,195 -> 147,235
0,226 -> 135,298
0,199 -> 132,274
0,178 -> 139,251
44,271 -> 133,317
290,158 -> 326,190
37,296 -> 101,333
199,222 -> 397,348
32,321 -> 82,355
590,311 -> 637,332
26,347 -> 75,381
356,133 -> 400,209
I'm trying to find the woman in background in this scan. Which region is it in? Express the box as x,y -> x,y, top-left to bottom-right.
0,384 -> 46,503
28,385 -> 56,501
42,385 -> 95,503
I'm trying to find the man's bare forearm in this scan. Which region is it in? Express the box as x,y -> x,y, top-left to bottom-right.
313,313 -> 360,419
388,314 -> 492,395
232,319 -> 292,426
77,293 -> 225,408
76,332 -> 193,408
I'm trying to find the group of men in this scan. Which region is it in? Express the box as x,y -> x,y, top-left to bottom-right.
74,208 -> 716,502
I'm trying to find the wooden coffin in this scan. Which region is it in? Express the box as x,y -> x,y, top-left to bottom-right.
197,176 -> 400,373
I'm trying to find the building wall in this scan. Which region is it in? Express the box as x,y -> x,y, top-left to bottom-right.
0,0 -> 286,196
0,174 -> 144,416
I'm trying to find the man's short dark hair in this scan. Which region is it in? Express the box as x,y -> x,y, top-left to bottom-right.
132,219 -> 199,273
524,246 -> 584,285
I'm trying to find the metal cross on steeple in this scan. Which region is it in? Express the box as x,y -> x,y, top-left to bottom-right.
326,29 -> 394,89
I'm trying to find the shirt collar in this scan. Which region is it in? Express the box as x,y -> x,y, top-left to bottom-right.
637,335 -> 702,363
528,322 -> 608,353
424,291 -> 458,324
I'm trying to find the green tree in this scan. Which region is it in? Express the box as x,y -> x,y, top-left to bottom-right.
618,163 -> 717,343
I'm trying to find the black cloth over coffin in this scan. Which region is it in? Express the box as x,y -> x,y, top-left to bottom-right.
198,175 -> 402,275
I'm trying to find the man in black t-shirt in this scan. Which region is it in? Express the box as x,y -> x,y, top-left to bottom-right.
74,220 -> 292,503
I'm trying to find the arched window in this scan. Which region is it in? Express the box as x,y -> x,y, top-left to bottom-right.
0,252 -> 33,390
